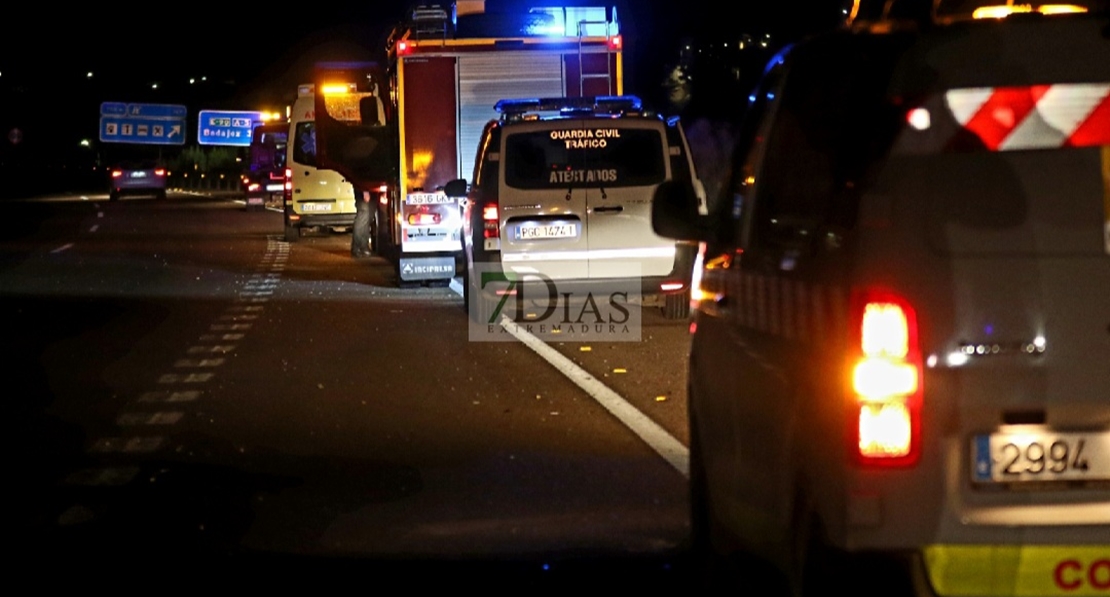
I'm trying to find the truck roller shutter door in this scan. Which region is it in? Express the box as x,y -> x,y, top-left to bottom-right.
457,52 -> 564,180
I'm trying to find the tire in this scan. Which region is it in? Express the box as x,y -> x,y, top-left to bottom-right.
156,190 -> 167,200
284,223 -> 299,243
109,192 -> 119,202
663,289 -> 691,320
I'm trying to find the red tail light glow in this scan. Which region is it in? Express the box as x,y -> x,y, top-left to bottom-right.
850,290 -> 922,467
608,35 -> 623,51
154,168 -> 166,177
482,204 -> 499,239
397,40 -> 412,56
111,170 -> 123,179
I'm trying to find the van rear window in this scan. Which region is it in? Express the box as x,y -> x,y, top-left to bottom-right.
293,121 -> 317,167
503,127 -> 666,190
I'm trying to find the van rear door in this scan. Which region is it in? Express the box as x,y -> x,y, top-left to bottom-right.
499,122 -> 591,280
579,120 -> 675,279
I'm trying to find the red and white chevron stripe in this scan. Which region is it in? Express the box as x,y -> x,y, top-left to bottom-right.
945,83 -> 1110,151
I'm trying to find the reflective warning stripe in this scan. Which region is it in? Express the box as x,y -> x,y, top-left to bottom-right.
945,83 -> 1110,151
924,544 -> 1110,596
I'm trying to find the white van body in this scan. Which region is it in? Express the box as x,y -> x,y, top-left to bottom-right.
283,84 -> 357,242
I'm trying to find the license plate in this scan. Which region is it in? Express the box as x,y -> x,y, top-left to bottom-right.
131,172 -> 147,178
972,427 -> 1110,484
301,203 -> 332,212
515,223 -> 577,240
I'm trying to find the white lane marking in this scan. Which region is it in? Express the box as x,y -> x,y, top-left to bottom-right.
89,436 -> 165,453
498,315 -> 689,478
63,466 -> 140,486
173,358 -> 225,368
98,212 -> 104,218
51,243 -> 74,254
139,390 -> 202,403
89,224 -> 99,232
117,411 -> 184,426
158,372 -> 215,383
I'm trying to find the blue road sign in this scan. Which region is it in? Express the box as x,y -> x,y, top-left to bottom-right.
99,102 -> 187,145
197,110 -> 265,147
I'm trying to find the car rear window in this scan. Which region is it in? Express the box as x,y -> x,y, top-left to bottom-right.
502,125 -> 666,190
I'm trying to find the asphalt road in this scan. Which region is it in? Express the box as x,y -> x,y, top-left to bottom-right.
3,190 -> 701,589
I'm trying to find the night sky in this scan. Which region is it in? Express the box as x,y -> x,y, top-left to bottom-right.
0,0 -> 846,181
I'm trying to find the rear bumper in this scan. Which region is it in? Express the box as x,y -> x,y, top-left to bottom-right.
286,212 -> 355,228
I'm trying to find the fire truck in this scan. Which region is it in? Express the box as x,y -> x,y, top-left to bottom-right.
312,1 -> 624,285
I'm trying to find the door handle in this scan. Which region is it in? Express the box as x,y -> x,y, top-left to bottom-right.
593,206 -> 623,214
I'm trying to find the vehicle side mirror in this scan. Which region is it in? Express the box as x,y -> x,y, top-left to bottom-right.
652,180 -> 714,242
443,178 -> 468,197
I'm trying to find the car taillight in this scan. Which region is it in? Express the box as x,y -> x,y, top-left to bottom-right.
111,170 -> 123,179
482,203 -> 499,239
407,206 -> 441,226
850,290 -> 922,467
154,168 -> 166,177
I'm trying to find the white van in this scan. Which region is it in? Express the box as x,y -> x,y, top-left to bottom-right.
455,96 -> 706,321
283,83 -> 357,242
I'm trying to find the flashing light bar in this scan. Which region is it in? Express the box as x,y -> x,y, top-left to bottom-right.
320,82 -> 357,95
972,3 -> 1087,18
495,95 -> 642,116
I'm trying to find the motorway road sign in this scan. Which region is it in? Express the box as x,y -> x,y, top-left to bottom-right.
198,110 -> 265,147
99,102 -> 187,145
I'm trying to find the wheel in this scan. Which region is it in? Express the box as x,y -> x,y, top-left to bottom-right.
156,189 -> 167,200
109,191 -> 119,202
663,289 -> 691,320
284,223 -> 299,242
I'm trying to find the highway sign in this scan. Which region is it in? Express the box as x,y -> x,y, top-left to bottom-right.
198,110 -> 265,147
99,102 -> 187,145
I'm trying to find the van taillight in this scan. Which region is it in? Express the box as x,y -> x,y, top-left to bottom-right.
283,168 -> 292,201
850,291 -> 922,467
482,204 -> 499,239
